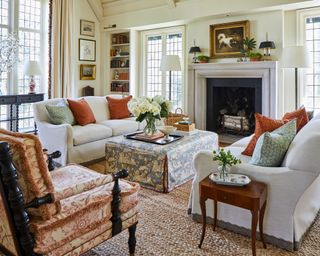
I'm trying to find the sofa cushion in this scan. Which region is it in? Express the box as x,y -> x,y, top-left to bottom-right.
242,113 -> 285,156
72,124 -> 112,146
250,120 -> 296,167
84,96 -> 110,122
282,119 -> 320,172
282,107 -> 309,132
45,103 -> 75,125
100,119 -> 139,136
67,99 -> 96,126
106,95 -> 132,119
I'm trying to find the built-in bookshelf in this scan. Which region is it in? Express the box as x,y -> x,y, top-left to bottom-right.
110,32 -> 130,94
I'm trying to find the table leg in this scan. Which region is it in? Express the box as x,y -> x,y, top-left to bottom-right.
259,201 -> 267,249
251,210 -> 258,256
213,199 -> 217,231
198,196 -> 207,248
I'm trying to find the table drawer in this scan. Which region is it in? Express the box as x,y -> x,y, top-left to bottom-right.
17,94 -> 43,103
217,191 -> 235,205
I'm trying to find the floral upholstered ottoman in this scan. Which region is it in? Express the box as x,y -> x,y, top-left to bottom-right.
105,130 -> 218,192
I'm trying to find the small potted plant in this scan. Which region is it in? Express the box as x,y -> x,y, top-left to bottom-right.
197,55 -> 210,63
248,52 -> 262,61
240,37 -> 257,61
213,148 -> 241,180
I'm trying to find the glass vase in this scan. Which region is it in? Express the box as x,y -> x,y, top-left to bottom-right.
143,117 -> 157,135
218,165 -> 230,181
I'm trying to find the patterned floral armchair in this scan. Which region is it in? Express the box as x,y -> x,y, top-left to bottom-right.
0,129 -> 139,256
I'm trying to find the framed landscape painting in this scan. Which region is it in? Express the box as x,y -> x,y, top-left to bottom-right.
210,20 -> 250,58
80,64 -> 96,80
80,20 -> 95,37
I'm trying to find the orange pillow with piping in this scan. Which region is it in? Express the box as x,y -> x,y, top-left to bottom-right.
242,113 -> 285,156
67,98 -> 96,125
106,95 -> 132,119
282,107 -> 309,132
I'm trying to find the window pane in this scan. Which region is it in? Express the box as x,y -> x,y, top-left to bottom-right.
146,35 -> 162,98
302,15 -> 320,114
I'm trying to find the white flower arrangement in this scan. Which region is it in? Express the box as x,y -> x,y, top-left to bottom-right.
128,96 -> 172,122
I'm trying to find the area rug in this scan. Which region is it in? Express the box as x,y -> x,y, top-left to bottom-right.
83,181 -> 320,256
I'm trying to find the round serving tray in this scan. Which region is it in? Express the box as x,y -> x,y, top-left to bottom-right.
209,172 -> 251,186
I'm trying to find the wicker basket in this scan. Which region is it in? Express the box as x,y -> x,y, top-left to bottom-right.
165,108 -> 188,126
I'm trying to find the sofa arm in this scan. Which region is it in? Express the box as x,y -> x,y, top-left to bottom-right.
36,121 -> 73,165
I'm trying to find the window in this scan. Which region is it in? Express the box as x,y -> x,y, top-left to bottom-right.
298,9 -> 320,113
0,0 -> 48,131
142,27 -> 184,110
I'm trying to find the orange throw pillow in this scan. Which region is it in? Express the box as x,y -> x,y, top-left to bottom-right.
106,95 -> 132,119
282,107 -> 309,132
242,113 -> 285,156
67,98 -> 96,125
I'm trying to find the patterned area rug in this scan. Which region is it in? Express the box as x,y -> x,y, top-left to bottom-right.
82,180 -> 320,256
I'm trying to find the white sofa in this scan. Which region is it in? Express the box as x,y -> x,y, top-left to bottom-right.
33,96 -> 143,165
189,115 -> 320,251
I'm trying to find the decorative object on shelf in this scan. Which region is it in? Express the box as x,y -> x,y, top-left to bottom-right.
210,20 -> 249,58
80,64 -> 96,80
281,45 -> 311,109
160,55 -> 181,100
80,20 -> 95,37
248,51 -> 262,61
79,38 -> 96,61
24,60 -> 41,94
189,40 -> 201,63
196,55 -> 210,63
82,85 -> 94,96
259,32 -> 276,57
0,32 -> 19,74
114,70 -> 120,80
128,96 -> 172,136
212,148 -> 241,180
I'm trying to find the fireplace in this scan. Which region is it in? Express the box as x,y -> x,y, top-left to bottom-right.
206,78 -> 262,135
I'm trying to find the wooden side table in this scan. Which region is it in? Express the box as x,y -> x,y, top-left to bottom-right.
198,176 -> 267,256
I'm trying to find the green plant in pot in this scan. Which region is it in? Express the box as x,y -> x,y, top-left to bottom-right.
197,55 -> 210,63
240,37 -> 257,60
248,51 -> 262,61
213,148 -> 241,180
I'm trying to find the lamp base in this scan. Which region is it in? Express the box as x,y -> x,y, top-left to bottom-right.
28,76 -> 36,94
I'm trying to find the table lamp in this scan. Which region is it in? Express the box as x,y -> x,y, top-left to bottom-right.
189,40 -> 201,63
281,45 -> 311,109
160,55 -> 181,101
24,60 -> 41,94
259,33 -> 276,57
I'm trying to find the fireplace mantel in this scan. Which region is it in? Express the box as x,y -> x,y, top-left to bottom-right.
187,61 -> 278,130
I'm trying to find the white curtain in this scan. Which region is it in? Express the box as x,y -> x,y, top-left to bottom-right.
51,0 -> 73,98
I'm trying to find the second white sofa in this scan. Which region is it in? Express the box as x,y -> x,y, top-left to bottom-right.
33,96 -> 142,165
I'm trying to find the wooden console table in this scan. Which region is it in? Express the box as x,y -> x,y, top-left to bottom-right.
0,93 -> 44,134
198,176 -> 267,256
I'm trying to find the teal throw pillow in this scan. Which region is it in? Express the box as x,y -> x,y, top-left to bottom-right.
45,102 -> 75,125
249,120 -> 296,167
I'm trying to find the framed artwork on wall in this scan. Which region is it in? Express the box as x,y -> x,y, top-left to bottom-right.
80,64 -> 96,80
80,20 -> 95,37
210,20 -> 250,58
79,39 -> 96,61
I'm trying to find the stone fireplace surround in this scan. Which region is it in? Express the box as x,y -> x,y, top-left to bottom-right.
188,61 -> 278,130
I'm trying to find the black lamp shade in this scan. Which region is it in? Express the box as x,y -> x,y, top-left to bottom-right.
189,46 -> 201,53
259,41 -> 275,49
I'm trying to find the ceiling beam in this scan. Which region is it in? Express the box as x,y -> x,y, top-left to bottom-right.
167,0 -> 176,8
87,0 -> 103,22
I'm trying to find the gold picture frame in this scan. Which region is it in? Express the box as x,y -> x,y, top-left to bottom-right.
80,64 -> 96,80
210,20 -> 250,58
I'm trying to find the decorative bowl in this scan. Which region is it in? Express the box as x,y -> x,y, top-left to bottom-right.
157,126 -> 177,140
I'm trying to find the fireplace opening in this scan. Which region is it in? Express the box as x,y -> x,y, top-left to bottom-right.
206,78 -> 262,138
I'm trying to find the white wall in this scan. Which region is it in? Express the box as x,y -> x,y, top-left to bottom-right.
72,0 -> 101,97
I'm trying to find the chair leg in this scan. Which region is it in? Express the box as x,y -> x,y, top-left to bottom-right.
128,223 -> 137,255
